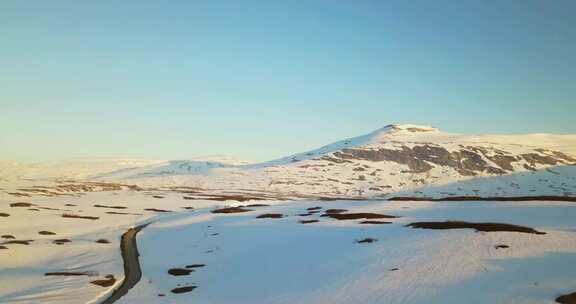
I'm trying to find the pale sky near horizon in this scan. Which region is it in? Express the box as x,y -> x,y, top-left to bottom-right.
1,1 -> 575,162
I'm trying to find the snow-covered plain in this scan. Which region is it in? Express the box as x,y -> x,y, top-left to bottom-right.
2,191 -> 576,303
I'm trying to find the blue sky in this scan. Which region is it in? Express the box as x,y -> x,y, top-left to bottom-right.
1,0 -> 575,162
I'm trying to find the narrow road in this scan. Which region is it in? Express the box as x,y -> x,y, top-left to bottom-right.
100,223 -> 149,304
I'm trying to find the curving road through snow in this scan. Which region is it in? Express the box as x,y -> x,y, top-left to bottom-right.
99,223 -> 149,304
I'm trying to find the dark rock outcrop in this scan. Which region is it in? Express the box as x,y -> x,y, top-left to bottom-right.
330,144 -> 574,177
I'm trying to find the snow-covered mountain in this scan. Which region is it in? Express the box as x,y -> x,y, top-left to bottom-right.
0,156 -> 249,182
90,156 -> 251,180
2,124 -> 576,198
230,123 -> 576,198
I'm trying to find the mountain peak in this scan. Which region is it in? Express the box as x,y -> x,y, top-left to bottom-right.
380,123 -> 439,133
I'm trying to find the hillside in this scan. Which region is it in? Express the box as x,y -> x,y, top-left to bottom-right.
94,124 -> 576,198
2,124 -> 575,199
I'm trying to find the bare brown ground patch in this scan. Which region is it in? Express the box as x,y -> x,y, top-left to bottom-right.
171,285 -> 196,294
256,213 -> 284,219
406,221 -> 545,234
0,213 -> 9,217
91,275 -> 116,287
10,202 -> 35,207
94,204 -> 127,209
62,213 -> 99,220
322,213 -> 398,220
318,197 -> 366,201
0,245 -> 7,249
360,221 -> 392,224
39,207 -> 63,211
245,204 -> 270,207
389,196 -> 576,202
144,208 -> 172,213
96,239 -> 110,244
201,194 -> 267,202
38,231 -> 56,235
1,235 -> 15,239
557,292 -> 576,304
325,209 -> 347,214
53,239 -> 72,245
106,211 -> 143,215
2,240 -> 33,245
211,207 -> 253,214
356,238 -> 378,244
168,268 -> 193,276
300,219 -> 319,224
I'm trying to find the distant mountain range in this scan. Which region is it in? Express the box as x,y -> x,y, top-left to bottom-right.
2,124 -> 576,199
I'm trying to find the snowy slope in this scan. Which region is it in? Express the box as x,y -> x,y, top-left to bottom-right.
91,156 -> 251,180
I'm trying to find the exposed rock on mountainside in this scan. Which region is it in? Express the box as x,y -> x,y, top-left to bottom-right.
333,144 -> 575,176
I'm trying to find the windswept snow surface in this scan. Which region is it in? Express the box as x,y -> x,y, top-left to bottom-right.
117,199 -> 576,304
4,191 -> 576,304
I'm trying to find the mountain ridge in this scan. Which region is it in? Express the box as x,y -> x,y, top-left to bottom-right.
1,124 -> 575,199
